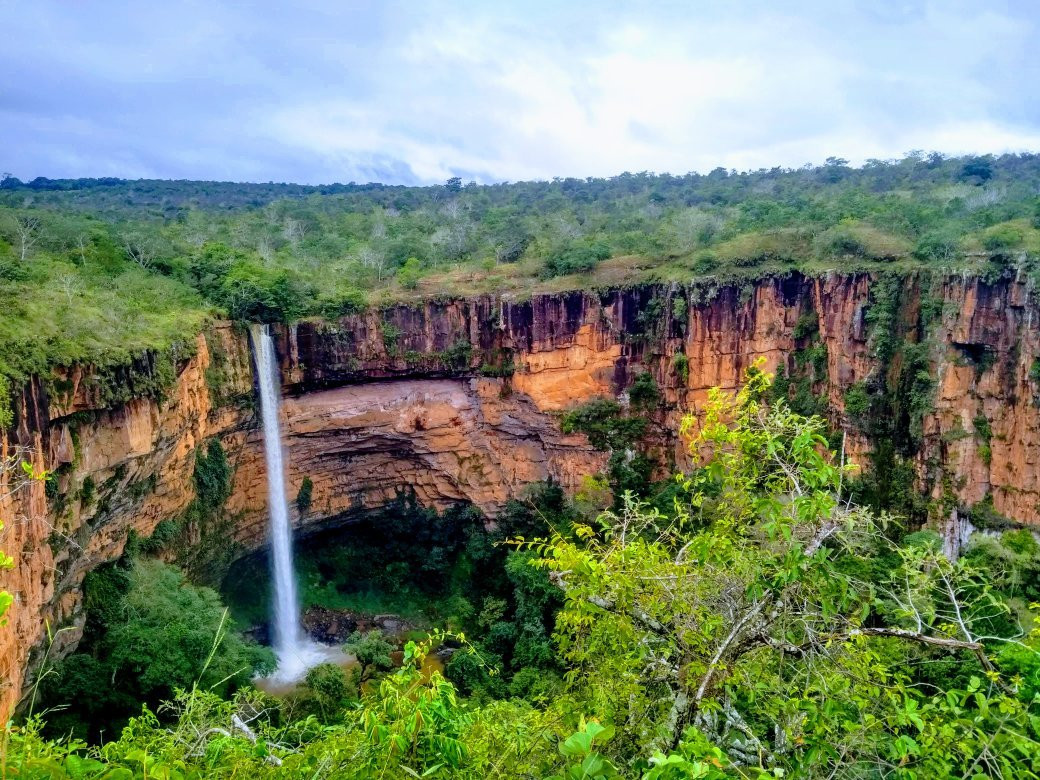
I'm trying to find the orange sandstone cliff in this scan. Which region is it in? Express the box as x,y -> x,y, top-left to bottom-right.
2,270 -> 1039,717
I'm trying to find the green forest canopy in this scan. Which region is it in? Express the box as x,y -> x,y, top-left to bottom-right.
2,152 -> 1040,385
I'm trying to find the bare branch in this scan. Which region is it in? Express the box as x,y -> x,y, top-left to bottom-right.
15,216 -> 40,262
846,626 -> 982,651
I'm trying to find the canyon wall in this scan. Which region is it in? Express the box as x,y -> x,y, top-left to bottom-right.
3,270 -> 1040,716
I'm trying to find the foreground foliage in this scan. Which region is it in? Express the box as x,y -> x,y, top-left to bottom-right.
528,366 -> 1040,776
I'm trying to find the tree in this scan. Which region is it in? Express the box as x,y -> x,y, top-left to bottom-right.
493,222 -> 532,263
431,221 -> 471,262
442,199 -> 464,221
14,215 -> 41,262
295,476 -> 313,514
397,256 -> 423,290
345,629 -> 394,683
960,157 -> 994,183
527,363 -> 1040,775
217,261 -> 313,322
38,558 -> 273,740
357,245 -> 387,279
303,662 -> 356,720
121,229 -> 158,269
282,217 -> 305,244
57,273 -> 79,305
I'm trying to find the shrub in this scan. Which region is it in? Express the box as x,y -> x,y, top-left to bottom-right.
714,230 -> 805,267
690,249 -> 719,274
0,374 -> 11,429
317,287 -> 365,317
671,296 -> 688,322
672,352 -> 689,384
982,223 -> 1025,252
973,412 -> 992,442
628,371 -> 661,413
379,320 -> 402,354
968,494 -> 1016,531
913,230 -> 960,262
194,439 -> 231,511
443,594 -> 476,630
445,646 -> 505,697
80,475 -> 96,505
540,242 -> 610,279
507,666 -> 562,700
140,518 -> 180,554
440,338 -> 474,369
396,256 -> 423,290
815,223 -> 908,261
974,412 -> 993,465
902,529 -> 944,552
792,311 -> 819,340
843,382 -> 871,422
296,476 -> 313,514
818,226 -> 868,257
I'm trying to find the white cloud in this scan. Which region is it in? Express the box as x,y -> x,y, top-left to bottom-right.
3,0 -> 1039,183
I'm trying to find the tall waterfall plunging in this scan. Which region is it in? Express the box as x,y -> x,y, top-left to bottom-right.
251,324 -> 348,683
251,324 -> 302,669
249,326 -> 354,686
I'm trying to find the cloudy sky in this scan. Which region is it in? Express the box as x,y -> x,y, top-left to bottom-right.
3,0 -> 1039,185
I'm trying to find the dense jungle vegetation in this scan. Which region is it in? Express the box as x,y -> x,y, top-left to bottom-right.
5,370 -> 1040,777
2,152 -> 1040,394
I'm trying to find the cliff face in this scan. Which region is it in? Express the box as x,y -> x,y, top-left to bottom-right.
0,323 -> 254,719
224,378 -> 606,545
3,270 -> 1040,717
926,274 -> 1040,552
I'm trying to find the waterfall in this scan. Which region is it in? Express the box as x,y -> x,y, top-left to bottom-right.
249,325 -> 354,689
250,324 -> 305,678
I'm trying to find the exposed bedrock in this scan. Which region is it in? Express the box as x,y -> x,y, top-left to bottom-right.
224,378 -> 605,547
3,270 -> 1040,716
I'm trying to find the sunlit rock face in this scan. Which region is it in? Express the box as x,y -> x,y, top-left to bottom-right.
4,271 -> 1040,717
224,377 -> 606,548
